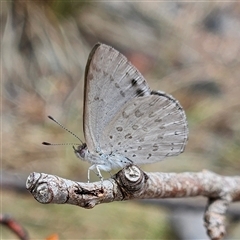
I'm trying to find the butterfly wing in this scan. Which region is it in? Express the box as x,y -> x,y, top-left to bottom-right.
84,43 -> 151,152
101,91 -> 188,163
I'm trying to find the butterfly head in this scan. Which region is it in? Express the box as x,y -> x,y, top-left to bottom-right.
73,143 -> 89,161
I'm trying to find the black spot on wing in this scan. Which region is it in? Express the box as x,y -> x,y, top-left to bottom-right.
131,78 -> 138,86
136,88 -> 145,97
147,153 -> 152,159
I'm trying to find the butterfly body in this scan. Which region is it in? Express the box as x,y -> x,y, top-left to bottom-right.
74,43 -> 188,181
74,143 -> 132,180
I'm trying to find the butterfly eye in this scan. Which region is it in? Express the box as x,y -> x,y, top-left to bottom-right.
73,144 -> 88,160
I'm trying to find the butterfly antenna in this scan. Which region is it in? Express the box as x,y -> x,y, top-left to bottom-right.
47,115 -> 83,144
42,142 -> 79,146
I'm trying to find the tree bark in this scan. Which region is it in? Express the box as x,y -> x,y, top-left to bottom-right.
26,165 -> 240,240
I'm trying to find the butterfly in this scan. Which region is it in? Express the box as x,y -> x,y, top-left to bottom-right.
44,43 -> 188,181
72,43 -> 188,181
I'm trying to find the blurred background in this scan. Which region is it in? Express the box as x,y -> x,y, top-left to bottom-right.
1,1 -> 240,239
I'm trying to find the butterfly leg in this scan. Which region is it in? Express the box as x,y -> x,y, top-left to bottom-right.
87,168 -> 91,183
95,165 -> 104,182
88,165 -> 103,183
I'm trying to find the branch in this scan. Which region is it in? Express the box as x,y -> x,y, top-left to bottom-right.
26,165 -> 240,240
0,214 -> 29,240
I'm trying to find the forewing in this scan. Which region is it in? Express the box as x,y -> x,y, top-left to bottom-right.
101,91 -> 188,163
84,43 -> 151,152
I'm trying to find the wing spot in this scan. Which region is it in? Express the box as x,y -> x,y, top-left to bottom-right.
118,142 -> 121,145
132,154 -> 136,157
120,90 -> 125,97
125,133 -> 132,139
155,117 -> 162,123
136,88 -> 145,97
124,150 -> 128,153
131,79 -> 138,86
116,127 -> 123,131
135,109 -> 144,118
147,153 -> 152,159
149,112 -> 155,118
153,144 -> 158,151
142,127 -> 148,132
132,125 -> 139,130
157,135 -> 163,140
109,135 -> 113,139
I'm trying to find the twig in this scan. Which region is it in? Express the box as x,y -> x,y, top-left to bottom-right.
0,214 -> 29,240
26,165 -> 240,240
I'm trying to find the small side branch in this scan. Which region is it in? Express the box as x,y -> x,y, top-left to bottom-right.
26,165 -> 240,240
